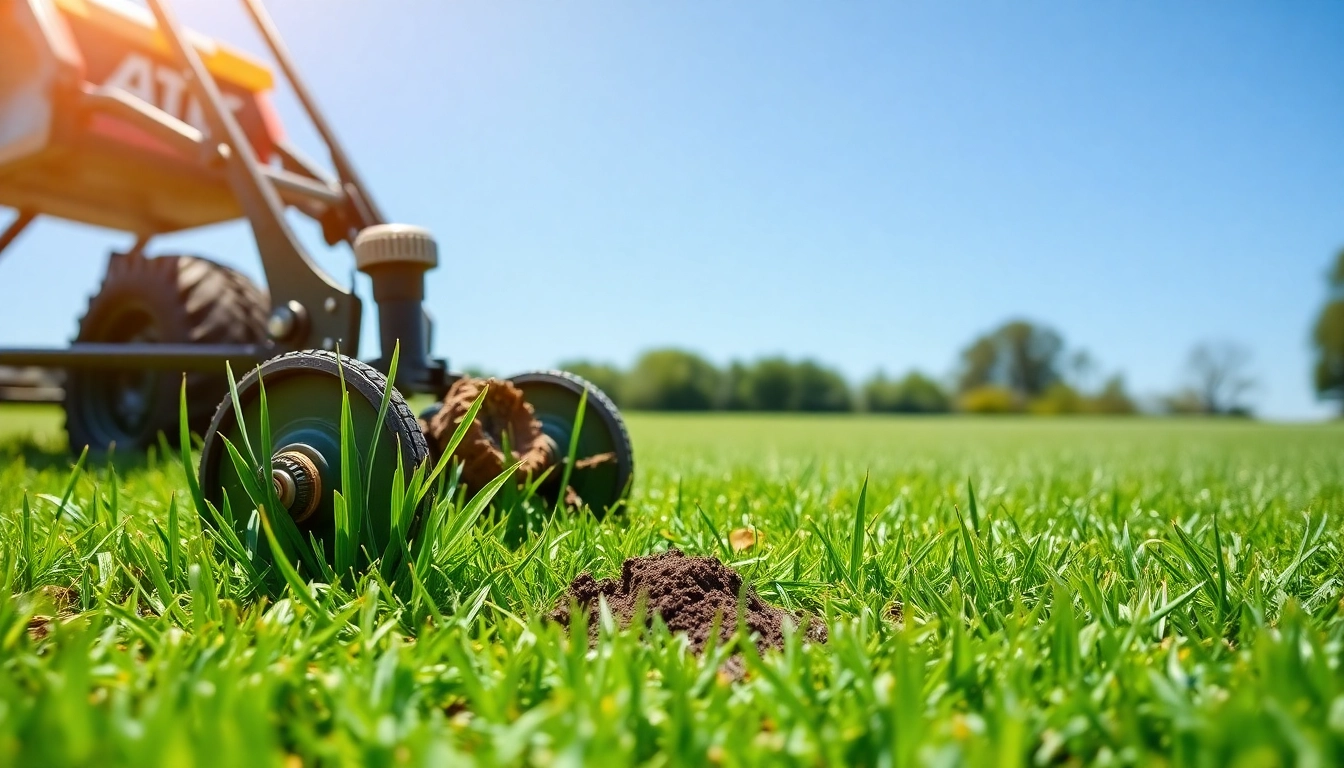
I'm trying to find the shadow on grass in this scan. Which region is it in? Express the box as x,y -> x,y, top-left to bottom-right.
0,434 -> 155,475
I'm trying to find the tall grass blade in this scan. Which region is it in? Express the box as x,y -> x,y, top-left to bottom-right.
224,362 -> 257,467
219,434 -> 314,572
257,505 -> 326,621
432,461 -> 524,567
553,387 -> 588,514
419,386 -> 487,504
165,495 -> 179,587
19,494 -> 33,590
1211,510 -> 1230,614
365,340 -> 401,512
849,473 -> 868,592
335,356 -> 368,569
36,443 -> 88,564
178,376 -> 208,519
967,478 -> 980,533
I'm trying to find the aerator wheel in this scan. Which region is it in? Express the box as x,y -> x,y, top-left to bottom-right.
64,253 -> 268,453
199,351 -> 429,565
507,370 -> 634,516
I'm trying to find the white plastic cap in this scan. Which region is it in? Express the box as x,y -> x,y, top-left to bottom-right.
353,224 -> 438,271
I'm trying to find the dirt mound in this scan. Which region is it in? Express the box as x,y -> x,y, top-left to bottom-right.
550,550 -> 826,655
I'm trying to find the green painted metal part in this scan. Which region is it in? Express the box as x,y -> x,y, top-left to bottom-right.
199,351 -> 428,568
508,370 -> 634,517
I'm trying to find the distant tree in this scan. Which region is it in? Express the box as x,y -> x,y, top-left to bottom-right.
793,360 -> 852,412
742,357 -> 796,411
1087,375 -> 1138,415
1029,375 -> 1137,416
1162,388 -> 1208,415
957,320 -> 1064,401
958,385 -> 1020,414
1029,382 -> 1084,415
1312,248 -> 1344,414
1184,341 -> 1257,415
623,349 -> 722,410
863,370 -> 950,413
557,360 -> 625,406
718,361 -> 752,410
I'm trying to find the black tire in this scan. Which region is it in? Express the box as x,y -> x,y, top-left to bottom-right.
64,253 -> 269,453
199,350 -> 429,568
507,369 -> 635,516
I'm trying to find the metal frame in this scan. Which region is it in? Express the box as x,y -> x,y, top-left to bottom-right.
0,0 -> 446,401
0,210 -> 35,265
239,0 -> 385,235
0,343 -> 266,370
145,0 -> 361,352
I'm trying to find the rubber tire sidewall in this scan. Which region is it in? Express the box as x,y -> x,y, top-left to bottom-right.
198,350 -> 430,563
65,255 -> 268,453
508,369 -> 635,516
66,264 -> 195,452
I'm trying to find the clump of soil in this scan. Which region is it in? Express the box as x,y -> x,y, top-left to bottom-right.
550,550 -> 826,655
421,377 -> 555,492
420,376 -> 614,507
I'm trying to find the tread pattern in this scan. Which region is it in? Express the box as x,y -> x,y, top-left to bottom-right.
65,254 -> 269,451
175,256 -> 271,428
329,351 -> 430,466
207,349 -> 429,467
299,349 -> 428,465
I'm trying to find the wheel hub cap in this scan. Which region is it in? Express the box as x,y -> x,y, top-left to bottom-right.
270,449 -> 323,523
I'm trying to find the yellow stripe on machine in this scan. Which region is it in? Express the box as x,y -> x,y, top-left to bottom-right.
54,0 -> 275,93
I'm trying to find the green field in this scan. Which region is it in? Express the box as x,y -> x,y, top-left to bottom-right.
2,405 -> 1343,766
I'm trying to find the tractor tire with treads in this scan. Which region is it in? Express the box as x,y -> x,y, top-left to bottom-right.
64,253 -> 269,453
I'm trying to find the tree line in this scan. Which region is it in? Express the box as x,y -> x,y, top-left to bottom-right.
559,318 -> 1263,415
1314,248 -> 1344,416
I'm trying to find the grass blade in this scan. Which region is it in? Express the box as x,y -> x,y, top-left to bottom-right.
553,386 -> 588,514
849,473 -> 868,592
257,505 -> 326,621
178,376 -> 208,519
365,340 -> 401,513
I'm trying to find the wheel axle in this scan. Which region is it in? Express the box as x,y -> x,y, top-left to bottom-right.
270,449 -> 322,522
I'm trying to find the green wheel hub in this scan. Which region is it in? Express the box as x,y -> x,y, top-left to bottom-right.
507,370 -> 634,516
199,351 -> 429,566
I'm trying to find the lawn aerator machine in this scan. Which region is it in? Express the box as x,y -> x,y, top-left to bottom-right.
0,0 -> 634,529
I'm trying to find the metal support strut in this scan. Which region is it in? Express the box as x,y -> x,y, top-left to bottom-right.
144,0 -> 361,355
0,210 -> 36,262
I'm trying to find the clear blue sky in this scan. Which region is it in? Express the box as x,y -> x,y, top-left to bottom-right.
3,0 -> 1342,418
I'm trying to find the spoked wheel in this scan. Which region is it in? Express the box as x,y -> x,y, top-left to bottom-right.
199,350 -> 429,565
507,370 -> 634,516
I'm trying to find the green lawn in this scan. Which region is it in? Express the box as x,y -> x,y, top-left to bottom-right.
0,403 -> 62,445
2,407 -> 1343,765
